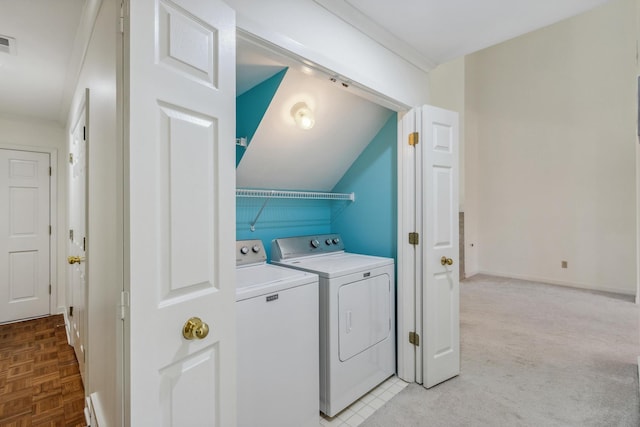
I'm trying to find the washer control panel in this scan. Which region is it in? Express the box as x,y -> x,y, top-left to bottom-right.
271,234 -> 345,261
236,239 -> 266,266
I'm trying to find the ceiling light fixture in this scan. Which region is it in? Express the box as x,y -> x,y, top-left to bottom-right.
291,102 -> 315,130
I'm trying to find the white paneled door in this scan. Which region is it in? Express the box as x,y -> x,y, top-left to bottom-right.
419,105 -> 460,388
68,95 -> 88,382
397,105 -> 459,388
0,149 -> 51,323
126,0 -> 236,426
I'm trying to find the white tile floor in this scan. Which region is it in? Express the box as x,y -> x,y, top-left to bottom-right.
318,376 -> 408,427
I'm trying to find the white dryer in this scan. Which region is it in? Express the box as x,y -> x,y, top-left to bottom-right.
271,234 -> 395,417
236,240 -> 319,427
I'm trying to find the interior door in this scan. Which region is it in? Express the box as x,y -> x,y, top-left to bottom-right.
125,0 -> 236,425
68,96 -> 88,382
419,105 -> 460,388
0,149 -> 51,323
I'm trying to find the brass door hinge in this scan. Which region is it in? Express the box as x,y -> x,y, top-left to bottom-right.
409,331 -> 420,346
408,132 -> 419,146
49,167 -> 52,176
69,229 -> 74,240
49,226 -> 52,235
69,306 -> 74,317
49,284 -> 51,295
409,232 -> 419,245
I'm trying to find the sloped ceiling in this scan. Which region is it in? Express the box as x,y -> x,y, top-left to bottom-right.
236,62 -> 393,191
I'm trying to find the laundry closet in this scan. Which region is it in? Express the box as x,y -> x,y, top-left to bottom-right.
234,35 -> 399,425
233,30 -> 460,423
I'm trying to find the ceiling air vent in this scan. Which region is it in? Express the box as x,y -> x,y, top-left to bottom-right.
0,35 -> 16,55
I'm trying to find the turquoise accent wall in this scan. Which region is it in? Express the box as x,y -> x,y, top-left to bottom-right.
236,198 -> 333,261
236,68 -> 287,167
235,112 -> 397,263
332,113 -> 398,262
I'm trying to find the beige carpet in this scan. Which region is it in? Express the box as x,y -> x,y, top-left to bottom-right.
362,274 -> 640,426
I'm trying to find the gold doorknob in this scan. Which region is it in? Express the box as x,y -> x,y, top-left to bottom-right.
67,256 -> 83,264
182,317 -> 210,340
441,256 -> 454,266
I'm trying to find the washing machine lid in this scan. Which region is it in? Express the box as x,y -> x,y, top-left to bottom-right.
274,252 -> 393,278
235,263 -> 318,301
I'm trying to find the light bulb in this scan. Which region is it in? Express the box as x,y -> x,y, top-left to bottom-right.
291,102 -> 315,130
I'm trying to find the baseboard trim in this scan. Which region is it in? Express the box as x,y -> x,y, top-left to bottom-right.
475,270 -> 635,297
84,396 -> 93,426
57,307 -> 72,345
87,392 -> 107,427
464,269 -> 480,279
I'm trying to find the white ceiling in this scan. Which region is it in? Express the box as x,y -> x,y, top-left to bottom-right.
0,0 -> 614,124
314,0 -> 612,70
0,0 -> 85,123
236,64 -> 393,191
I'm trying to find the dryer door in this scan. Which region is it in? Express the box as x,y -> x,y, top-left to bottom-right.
338,273 -> 391,361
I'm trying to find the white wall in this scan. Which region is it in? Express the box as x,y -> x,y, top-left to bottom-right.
225,0 -> 430,109
427,58 -> 480,275
0,114 -> 67,312
465,0 -> 637,294
66,0 -> 120,424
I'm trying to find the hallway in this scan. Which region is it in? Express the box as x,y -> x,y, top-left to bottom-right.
0,315 -> 85,426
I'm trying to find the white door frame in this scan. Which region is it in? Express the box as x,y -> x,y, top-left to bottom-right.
0,144 -> 58,319
68,89 -> 89,384
235,30 -> 422,381
397,110 -> 418,382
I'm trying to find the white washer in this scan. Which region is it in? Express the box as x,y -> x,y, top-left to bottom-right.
236,240 -> 319,427
271,234 -> 395,417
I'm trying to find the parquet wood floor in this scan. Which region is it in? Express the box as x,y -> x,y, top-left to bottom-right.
0,315 -> 85,427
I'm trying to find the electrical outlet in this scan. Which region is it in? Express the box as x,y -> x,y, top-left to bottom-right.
561,261 -> 568,268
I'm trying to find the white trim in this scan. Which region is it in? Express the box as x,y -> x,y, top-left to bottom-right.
60,0 -> 104,125
464,269 -> 480,279
87,392 -> 106,427
396,109 -> 417,383
476,270 -> 636,297
50,150 -> 58,315
60,306 -> 72,345
312,0 -> 437,72
0,144 -> 59,319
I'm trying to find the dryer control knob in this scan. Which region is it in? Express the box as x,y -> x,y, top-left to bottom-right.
252,245 -> 261,253
311,239 -> 320,248
325,239 -> 332,245
332,238 -> 340,245
240,246 -> 249,255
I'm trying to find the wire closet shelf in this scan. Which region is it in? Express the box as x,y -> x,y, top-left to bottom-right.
236,189 -> 355,202
236,189 -> 355,231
